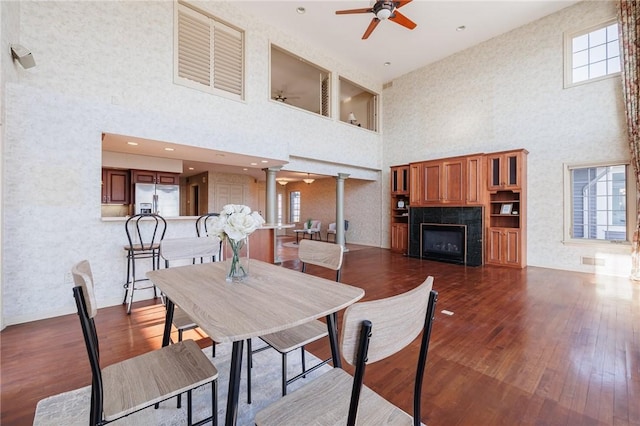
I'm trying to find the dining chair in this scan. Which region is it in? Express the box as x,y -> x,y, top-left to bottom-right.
71,260 -> 218,426
123,213 -> 166,314
195,213 -> 222,261
246,239 -> 344,403
255,276 -> 438,426
160,236 -> 221,343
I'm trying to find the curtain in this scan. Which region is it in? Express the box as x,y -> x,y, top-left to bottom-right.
618,1 -> 640,280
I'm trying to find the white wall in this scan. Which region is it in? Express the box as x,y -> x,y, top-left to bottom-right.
383,0 -> 631,276
1,1 -> 384,325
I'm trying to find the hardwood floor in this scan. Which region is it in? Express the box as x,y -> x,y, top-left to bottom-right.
2,241 -> 639,425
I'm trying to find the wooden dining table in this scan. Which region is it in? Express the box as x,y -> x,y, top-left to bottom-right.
147,259 -> 364,426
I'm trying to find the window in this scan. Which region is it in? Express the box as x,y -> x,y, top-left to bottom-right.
270,45 -> 330,117
564,19 -> 620,87
289,191 -> 301,223
565,163 -> 631,242
175,3 -> 244,99
339,77 -> 378,132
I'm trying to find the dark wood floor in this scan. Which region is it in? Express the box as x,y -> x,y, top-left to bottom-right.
2,240 -> 639,425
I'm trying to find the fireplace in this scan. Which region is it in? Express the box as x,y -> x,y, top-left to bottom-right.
409,206 -> 483,266
421,224 -> 466,264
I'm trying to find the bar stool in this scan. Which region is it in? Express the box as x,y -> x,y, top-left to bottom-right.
196,213 -> 222,261
122,213 -> 167,314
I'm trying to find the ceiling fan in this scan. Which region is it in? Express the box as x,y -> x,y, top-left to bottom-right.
272,90 -> 300,103
335,0 -> 417,40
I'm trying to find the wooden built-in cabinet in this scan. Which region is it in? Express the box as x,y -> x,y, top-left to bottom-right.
409,155 -> 483,207
101,168 -> 130,204
391,149 -> 526,267
390,165 -> 409,253
485,149 -> 528,268
132,170 -> 180,185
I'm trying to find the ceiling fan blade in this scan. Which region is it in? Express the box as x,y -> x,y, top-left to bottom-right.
335,7 -> 373,15
362,18 -> 380,39
394,0 -> 413,9
389,10 -> 417,30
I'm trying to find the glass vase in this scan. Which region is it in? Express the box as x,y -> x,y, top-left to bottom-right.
226,237 -> 249,282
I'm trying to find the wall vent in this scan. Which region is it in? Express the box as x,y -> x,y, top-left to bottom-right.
581,256 -> 605,266
383,81 -> 393,90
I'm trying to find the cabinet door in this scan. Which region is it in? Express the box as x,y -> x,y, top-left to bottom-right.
102,169 -> 130,204
391,223 -> 408,253
409,164 -> 422,206
132,170 -> 156,184
486,228 -> 504,264
157,172 -> 180,185
487,151 -> 523,190
466,155 -> 483,204
441,159 -> 465,204
504,229 -> 521,266
422,162 -> 441,204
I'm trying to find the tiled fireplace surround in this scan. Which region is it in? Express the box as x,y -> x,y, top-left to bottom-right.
408,207 -> 484,267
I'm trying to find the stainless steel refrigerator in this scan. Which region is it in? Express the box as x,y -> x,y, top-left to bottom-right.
135,183 -> 180,217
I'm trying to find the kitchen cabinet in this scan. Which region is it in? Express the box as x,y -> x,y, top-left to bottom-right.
101,168 -> 130,204
132,170 -> 180,185
487,149 -> 527,191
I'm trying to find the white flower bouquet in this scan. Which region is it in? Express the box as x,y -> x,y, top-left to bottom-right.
208,204 -> 265,281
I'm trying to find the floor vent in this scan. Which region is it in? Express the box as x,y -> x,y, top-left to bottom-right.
581,256 -> 605,266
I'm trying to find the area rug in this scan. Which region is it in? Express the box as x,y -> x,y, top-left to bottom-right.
33,339 -> 330,426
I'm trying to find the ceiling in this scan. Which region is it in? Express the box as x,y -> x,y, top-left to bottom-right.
101,133 -> 322,182
234,0 -> 579,83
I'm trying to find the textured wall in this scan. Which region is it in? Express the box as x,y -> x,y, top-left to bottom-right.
1,1 -> 384,324
382,0 -> 631,275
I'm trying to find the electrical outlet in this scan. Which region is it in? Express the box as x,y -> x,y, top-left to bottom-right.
64,272 -> 73,285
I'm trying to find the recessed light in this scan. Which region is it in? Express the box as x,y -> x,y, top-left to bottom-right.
164,147 -> 175,151
296,7 -> 305,14
127,141 -> 138,146
384,61 -> 391,66
261,160 -> 268,163
243,168 -> 248,171
250,162 -> 258,166
188,167 -> 194,170
456,25 -> 466,32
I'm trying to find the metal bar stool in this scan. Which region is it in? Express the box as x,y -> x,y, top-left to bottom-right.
122,213 -> 167,314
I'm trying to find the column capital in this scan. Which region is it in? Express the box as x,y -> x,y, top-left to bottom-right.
336,173 -> 351,180
263,166 -> 283,173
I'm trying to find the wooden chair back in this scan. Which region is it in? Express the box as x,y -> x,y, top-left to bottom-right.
340,276 -> 438,425
71,260 -> 104,425
160,236 -> 221,265
298,239 -> 344,281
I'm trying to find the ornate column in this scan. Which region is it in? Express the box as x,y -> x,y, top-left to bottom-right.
263,166 -> 282,224
335,173 -> 350,251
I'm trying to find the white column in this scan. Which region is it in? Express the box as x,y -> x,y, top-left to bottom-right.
335,173 -> 350,251
263,167 -> 281,224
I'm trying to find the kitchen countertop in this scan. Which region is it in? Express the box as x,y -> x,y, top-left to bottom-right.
101,216 -> 295,229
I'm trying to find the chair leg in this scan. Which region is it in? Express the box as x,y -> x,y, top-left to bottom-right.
127,254 -> 136,314
212,380 -> 218,426
301,346 -> 307,378
187,390 -> 193,426
281,352 -> 288,396
246,338 -> 252,404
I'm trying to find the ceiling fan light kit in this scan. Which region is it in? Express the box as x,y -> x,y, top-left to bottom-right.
335,0 -> 417,40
